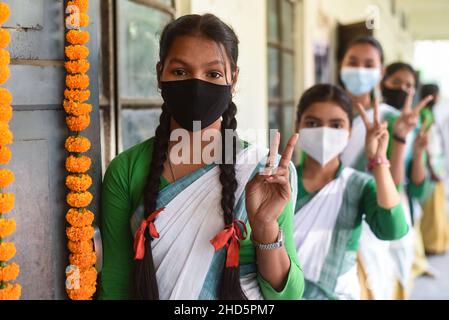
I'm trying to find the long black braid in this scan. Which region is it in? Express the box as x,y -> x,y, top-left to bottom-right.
133,104 -> 171,299
218,101 -> 247,300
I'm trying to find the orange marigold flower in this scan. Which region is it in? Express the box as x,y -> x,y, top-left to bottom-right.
67,191 -> 93,208
66,114 -> 90,132
0,105 -> 12,123
66,208 -> 94,227
0,122 -> 13,145
67,0 -> 89,13
68,240 -> 93,254
65,136 -> 91,153
63,100 -> 92,116
0,242 -> 16,261
0,3 -> 11,25
66,225 -> 94,242
0,168 -> 14,189
79,267 -> 97,287
0,146 -> 11,165
64,89 -> 90,103
0,193 -> 14,214
0,283 -> 21,300
0,65 -> 10,85
66,155 -> 91,173
0,29 -> 10,49
65,59 -> 90,74
65,266 -> 97,290
0,218 -> 16,238
0,87 -> 12,106
0,50 -> 10,65
69,251 -> 96,270
0,263 -> 20,282
66,74 -> 90,90
65,45 -> 89,61
66,174 -> 92,192
66,285 -> 96,300
66,12 -> 89,29
66,30 -> 90,45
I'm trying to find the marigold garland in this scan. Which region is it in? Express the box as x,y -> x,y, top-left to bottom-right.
64,100 -> 92,116
0,192 -> 14,214
66,174 -> 92,192
66,114 -> 91,132
0,242 -> 15,261
0,218 -> 15,238
65,59 -> 90,74
0,262 -> 19,282
64,0 -> 96,300
66,208 -> 94,227
0,2 -> 20,300
66,155 -> 92,173
0,145 -> 11,165
65,45 -> 89,61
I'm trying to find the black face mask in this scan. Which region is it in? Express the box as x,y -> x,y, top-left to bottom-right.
382,86 -> 408,110
161,78 -> 232,132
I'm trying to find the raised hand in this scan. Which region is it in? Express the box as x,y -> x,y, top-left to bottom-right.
413,124 -> 430,157
393,89 -> 433,139
245,133 -> 299,242
356,98 -> 390,159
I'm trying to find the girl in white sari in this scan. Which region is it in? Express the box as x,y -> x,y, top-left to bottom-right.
339,37 -> 433,299
293,84 -> 408,300
99,14 -> 304,300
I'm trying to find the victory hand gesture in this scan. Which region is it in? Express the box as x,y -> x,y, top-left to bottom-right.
245,133 -> 298,242
393,89 -> 433,139
356,99 -> 389,159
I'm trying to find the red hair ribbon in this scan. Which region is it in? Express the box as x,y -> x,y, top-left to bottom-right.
133,207 -> 165,260
210,220 -> 247,268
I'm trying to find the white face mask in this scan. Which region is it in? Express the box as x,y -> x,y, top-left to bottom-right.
298,127 -> 349,167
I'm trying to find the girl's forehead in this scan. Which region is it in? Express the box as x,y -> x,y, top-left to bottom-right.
166,35 -> 228,64
345,44 -> 381,61
303,102 -> 348,115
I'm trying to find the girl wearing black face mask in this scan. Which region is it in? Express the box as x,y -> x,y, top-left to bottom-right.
340,40 -> 433,300
381,62 -> 438,292
99,14 -> 304,301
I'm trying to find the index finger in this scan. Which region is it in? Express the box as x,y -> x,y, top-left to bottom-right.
402,88 -> 415,112
413,95 -> 434,115
373,95 -> 380,127
266,131 -> 280,167
355,103 -> 371,128
279,133 -> 299,169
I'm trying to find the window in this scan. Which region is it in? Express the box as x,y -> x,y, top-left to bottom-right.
267,0 -> 295,148
100,0 -> 175,169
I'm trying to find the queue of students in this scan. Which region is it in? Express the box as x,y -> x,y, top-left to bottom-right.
99,14 -> 448,300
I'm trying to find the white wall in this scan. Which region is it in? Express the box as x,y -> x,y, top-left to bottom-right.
179,0 -> 269,147
297,0 -> 415,93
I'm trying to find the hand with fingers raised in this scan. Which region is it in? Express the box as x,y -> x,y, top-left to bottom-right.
356,100 -> 390,160
413,124 -> 430,158
393,89 -> 434,141
245,132 -> 299,243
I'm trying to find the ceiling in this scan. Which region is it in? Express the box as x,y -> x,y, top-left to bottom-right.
396,0 -> 449,40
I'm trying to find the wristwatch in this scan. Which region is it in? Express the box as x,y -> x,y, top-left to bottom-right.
251,228 -> 284,250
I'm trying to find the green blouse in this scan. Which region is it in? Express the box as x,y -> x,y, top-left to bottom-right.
99,138 -> 304,300
296,164 -> 409,252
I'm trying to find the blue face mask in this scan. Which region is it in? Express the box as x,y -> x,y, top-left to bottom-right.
340,67 -> 381,96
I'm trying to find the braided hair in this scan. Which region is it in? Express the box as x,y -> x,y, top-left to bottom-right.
133,14 -> 246,300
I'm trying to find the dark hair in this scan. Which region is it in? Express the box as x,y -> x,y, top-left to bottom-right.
421,83 -> 440,99
382,62 -> 419,88
421,83 -> 440,109
296,84 -> 354,129
342,36 -> 385,64
133,14 -> 246,300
